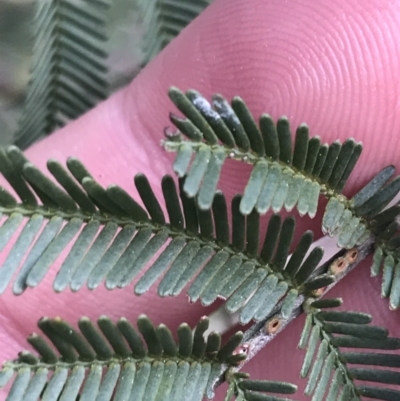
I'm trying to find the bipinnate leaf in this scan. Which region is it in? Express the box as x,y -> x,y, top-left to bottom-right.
163,87 -> 363,218
139,0 -> 213,65
323,165 -> 400,309
15,0 -> 111,149
366,204 -> 400,310
322,166 -> 400,249
164,87 -> 400,262
0,146 -> 332,327
298,298 -> 400,401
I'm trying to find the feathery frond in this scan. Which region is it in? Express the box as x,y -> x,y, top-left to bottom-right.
0,146 -> 332,326
162,87 -> 363,218
164,87 -> 400,255
298,298 -> 400,401
369,206 -> 400,310
323,166 -> 400,308
225,371 -> 299,401
0,315 -> 245,401
322,165 -> 400,249
15,0 -> 111,149
140,0 -> 213,65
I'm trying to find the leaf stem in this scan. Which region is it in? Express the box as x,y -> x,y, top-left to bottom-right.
207,233 -> 374,389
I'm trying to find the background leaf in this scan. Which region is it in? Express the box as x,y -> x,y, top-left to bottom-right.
14,0 -> 112,149
0,0 -> 214,148
139,0 -> 213,65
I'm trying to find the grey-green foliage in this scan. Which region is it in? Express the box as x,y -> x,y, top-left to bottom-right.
163,87 -> 363,219
2,85 -> 400,400
164,87 -> 400,299
0,315 -> 247,401
371,230 -> 400,310
0,146 -> 333,325
324,165 -> 400,309
139,0 -> 213,65
323,165 -> 400,249
14,0 -> 111,149
14,0 -> 216,150
299,298 -> 400,401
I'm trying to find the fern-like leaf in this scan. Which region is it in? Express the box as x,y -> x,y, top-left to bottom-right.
298,298 -> 400,401
368,206 -> 400,310
162,87 -> 363,218
323,165 -> 400,308
163,87 -> 400,255
15,0 -> 110,149
0,146 -> 333,325
322,165 -> 400,249
0,315 -> 245,401
140,0 -> 213,65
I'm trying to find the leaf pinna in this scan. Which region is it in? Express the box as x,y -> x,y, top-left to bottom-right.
15,0 -> 111,149
165,87 -> 400,259
0,146 -> 332,326
163,87 -> 363,217
299,298 -> 400,401
139,0 -> 212,65
323,166 -> 400,308
369,207 -> 400,310
0,315 -> 245,401
322,165 -> 400,250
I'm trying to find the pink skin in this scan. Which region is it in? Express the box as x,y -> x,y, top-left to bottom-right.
1,0 -> 400,399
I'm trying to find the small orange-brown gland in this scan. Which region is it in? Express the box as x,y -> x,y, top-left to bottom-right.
265,317 -> 281,334
329,257 -> 348,275
344,248 -> 358,264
